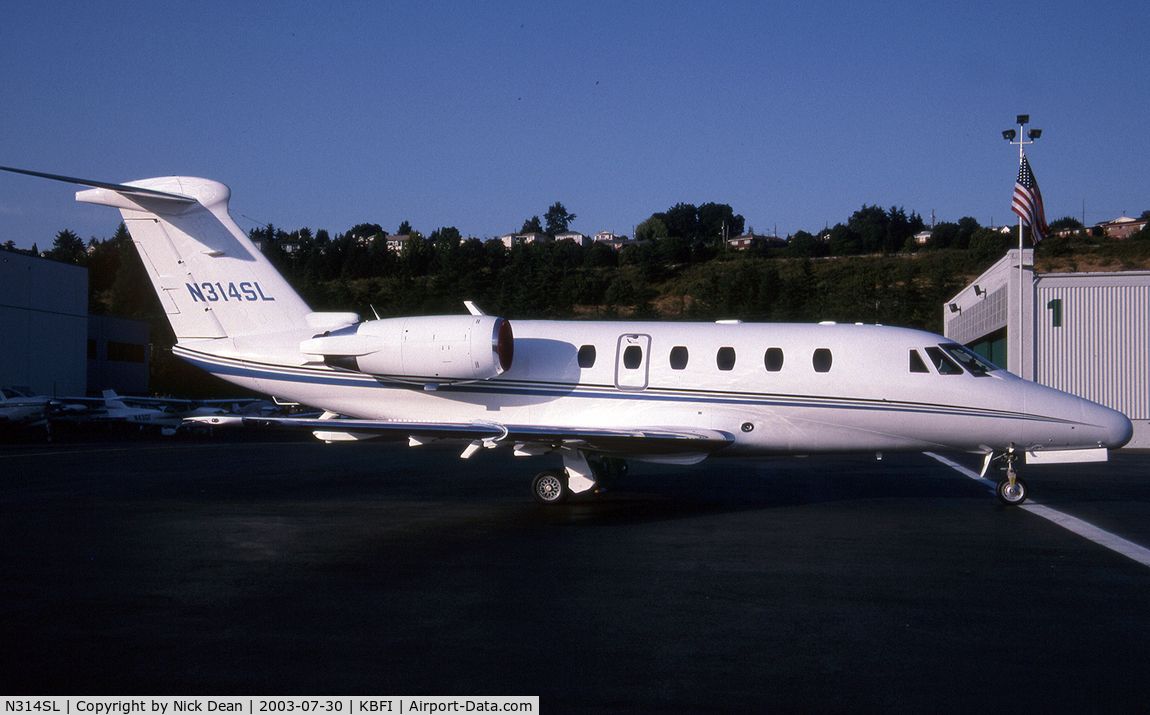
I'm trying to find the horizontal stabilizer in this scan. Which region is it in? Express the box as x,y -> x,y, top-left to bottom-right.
0,166 -> 195,205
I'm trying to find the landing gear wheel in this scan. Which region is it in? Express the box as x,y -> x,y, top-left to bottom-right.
996,476 -> 1029,506
532,469 -> 569,505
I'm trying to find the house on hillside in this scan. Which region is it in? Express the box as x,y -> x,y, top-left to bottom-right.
386,234 -> 409,253
1097,216 -> 1148,240
497,232 -> 548,249
728,234 -> 787,251
554,231 -> 588,247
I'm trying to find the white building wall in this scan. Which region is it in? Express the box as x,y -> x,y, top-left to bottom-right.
1035,274 -> 1150,433
945,249 -> 1035,378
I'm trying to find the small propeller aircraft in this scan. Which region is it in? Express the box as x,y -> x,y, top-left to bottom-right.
2,167 -> 1132,505
92,390 -> 183,433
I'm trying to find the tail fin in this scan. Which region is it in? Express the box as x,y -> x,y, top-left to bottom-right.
74,176 -> 312,340
101,389 -> 127,409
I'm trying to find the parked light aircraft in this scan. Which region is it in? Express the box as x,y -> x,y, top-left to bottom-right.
0,387 -> 59,426
2,167 -> 1133,505
1,386 -> 88,429
93,390 -> 183,433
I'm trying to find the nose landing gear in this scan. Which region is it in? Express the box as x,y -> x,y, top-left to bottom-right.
985,449 -> 1029,506
996,471 -> 1029,506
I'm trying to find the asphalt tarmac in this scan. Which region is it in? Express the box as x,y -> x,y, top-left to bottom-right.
2,437 -> 1149,714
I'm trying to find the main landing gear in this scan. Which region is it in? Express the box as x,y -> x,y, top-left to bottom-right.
529,452 -> 628,505
985,449 -> 1029,506
531,469 -> 569,505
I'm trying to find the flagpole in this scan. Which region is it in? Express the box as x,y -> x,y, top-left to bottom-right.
1002,114 -> 1041,379
1018,121 -> 1025,381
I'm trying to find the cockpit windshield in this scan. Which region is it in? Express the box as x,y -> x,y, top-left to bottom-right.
939,343 -> 1000,377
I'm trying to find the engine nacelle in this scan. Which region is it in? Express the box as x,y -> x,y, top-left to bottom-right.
300,314 -> 513,382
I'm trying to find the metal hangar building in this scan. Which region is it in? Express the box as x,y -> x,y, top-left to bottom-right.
1,248 -> 149,398
946,249 -> 1149,448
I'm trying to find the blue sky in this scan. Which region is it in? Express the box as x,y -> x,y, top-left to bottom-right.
2,0 -> 1146,250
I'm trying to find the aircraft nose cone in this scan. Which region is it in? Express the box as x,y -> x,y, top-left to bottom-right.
1021,381 -> 1134,451
1098,404 -> 1134,449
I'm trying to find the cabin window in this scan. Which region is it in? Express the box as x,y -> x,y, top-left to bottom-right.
623,345 -> 643,370
764,347 -> 784,372
716,347 -> 736,371
909,350 -> 929,373
578,345 -> 596,368
924,346 -> 963,375
670,346 -> 689,370
812,348 -> 833,373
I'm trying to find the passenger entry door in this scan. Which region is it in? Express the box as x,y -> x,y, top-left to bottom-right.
615,334 -> 651,391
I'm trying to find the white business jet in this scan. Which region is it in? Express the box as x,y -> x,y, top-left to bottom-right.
2,167 -> 1132,505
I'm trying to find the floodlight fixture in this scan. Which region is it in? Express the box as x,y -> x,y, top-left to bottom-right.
1002,115 -> 1041,146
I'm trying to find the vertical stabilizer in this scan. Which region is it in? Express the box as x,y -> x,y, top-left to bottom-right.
76,176 -> 312,340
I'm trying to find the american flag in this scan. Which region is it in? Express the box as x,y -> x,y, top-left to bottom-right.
1012,150 -> 1048,243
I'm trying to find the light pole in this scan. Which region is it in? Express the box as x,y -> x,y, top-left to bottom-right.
1003,114 -> 1042,249
1002,114 -> 1042,379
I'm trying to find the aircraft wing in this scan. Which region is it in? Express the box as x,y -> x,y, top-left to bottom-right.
243,416 -> 734,457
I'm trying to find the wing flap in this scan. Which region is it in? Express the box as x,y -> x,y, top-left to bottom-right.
243,416 -> 734,455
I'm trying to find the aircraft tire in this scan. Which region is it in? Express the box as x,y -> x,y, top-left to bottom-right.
532,469 -> 569,505
996,476 -> 1028,506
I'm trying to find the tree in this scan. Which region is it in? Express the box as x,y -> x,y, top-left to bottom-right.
654,235 -> 691,265
521,216 -> 543,234
46,229 -> 86,264
432,226 -> 462,249
955,217 -> 982,249
885,206 -> 924,252
87,223 -> 131,312
785,230 -> 823,258
968,227 -> 1011,264
697,202 -> 745,245
662,203 -> 698,241
399,233 -> 432,277
583,241 -> 618,269
928,222 -> 958,250
1049,216 -> 1084,234
847,205 -> 888,253
544,202 -> 576,236
634,216 -> 669,242
827,222 -> 861,255
430,226 -> 463,275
